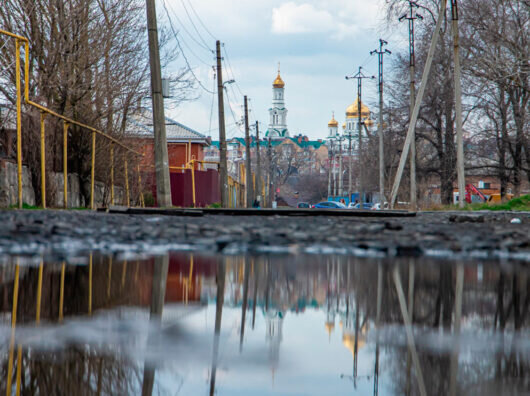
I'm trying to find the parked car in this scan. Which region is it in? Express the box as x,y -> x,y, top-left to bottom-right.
348,202 -> 373,209
313,201 -> 347,209
371,202 -> 389,210
297,202 -> 310,209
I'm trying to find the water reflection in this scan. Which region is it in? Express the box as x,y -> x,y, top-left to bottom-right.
0,254 -> 528,395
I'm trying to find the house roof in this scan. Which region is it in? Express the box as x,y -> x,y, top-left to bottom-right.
126,110 -> 209,144
210,137 -> 326,149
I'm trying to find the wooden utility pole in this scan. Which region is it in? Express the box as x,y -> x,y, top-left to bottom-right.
244,96 -> 253,207
389,0 -> 448,209
216,41 -> 229,207
255,121 -> 262,204
452,0 -> 466,208
400,1 -> 422,211
371,39 -> 391,206
145,0 -> 171,207
346,67 -> 374,204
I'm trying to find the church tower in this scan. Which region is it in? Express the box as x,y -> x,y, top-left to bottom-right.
266,64 -> 289,140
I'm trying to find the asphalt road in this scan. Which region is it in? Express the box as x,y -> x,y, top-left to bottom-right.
0,209 -> 529,262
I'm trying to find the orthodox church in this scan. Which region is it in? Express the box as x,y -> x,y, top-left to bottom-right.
265,65 -> 289,140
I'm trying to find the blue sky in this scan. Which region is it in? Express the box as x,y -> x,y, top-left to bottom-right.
162,0 -> 409,140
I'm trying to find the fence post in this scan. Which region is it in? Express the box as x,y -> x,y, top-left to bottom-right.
110,144 -> 115,205
124,157 -> 130,207
90,131 -> 96,210
63,122 -> 69,209
191,160 -> 196,207
40,112 -> 46,208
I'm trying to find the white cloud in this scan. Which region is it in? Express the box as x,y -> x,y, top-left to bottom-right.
272,2 -> 335,34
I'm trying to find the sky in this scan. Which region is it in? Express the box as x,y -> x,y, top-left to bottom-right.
161,0 -> 410,140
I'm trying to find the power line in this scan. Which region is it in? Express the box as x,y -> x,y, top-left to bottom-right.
185,0 -> 217,41
161,0 -> 215,94
164,0 -> 213,53
208,69 -> 216,137
222,45 -> 245,97
180,0 -> 212,51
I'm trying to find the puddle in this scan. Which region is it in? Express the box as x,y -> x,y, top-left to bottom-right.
0,254 -> 528,395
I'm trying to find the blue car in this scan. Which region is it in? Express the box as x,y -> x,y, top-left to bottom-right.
313,201 -> 347,209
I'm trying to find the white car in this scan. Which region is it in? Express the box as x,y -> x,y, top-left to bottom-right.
371,202 -> 389,210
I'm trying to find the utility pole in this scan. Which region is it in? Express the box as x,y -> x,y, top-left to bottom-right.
389,0 -> 448,209
338,137 -> 343,196
255,121 -> 262,204
400,1 -> 422,211
216,40 -> 229,207
371,39 -> 391,206
451,0 -> 466,208
244,96 -> 253,207
346,67 -> 375,205
145,0 -> 171,207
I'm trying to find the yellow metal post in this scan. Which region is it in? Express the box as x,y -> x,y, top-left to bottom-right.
59,262 -> 65,322
7,262 -> 20,396
88,254 -> 93,315
15,40 -> 22,209
107,257 -> 112,299
191,160 -> 196,207
189,255 -> 194,284
15,345 -> 21,396
110,144 -> 115,206
124,158 -> 130,207
36,262 -> 43,324
90,131 -> 96,210
137,165 -> 145,208
63,122 -> 69,209
121,260 -> 127,289
40,112 -> 46,208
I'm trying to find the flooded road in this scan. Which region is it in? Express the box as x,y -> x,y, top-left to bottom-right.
0,254 -> 528,395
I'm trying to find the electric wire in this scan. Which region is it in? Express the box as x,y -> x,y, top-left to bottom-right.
185,0 -> 217,41
222,45 -> 245,97
180,0 -> 212,51
208,70 -> 216,137
161,0 -> 215,94
164,0 -> 213,53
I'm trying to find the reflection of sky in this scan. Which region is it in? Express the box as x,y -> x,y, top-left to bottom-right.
156,304 -> 393,396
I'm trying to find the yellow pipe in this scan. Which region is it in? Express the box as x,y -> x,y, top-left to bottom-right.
40,112 -> 46,208
36,262 -> 43,324
107,257 -> 112,299
59,262 -> 65,322
90,131 -> 96,210
124,158 -> 130,207
88,254 -> 93,315
121,260 -> 127,289
7,262 -> 20,396
63,122 -> 69,209
189,255 -> 194,284
110,144 -> 114,206
137,165 -> 145,208
191,161 -> 196,207
15,40 -> 22,209
15,345 -> 21,396
188,140 -> 191,165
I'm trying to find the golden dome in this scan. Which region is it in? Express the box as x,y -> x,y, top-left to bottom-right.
328,112 -> 339,127
346,99 -> 370,119
273,72 -> 285,88
365,119 -> 375,127
342,122 -> 346,130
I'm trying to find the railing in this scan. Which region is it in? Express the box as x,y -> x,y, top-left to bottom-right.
0,29 -> 143,209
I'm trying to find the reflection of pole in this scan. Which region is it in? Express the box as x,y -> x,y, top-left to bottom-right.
36,261 -> 43,324
449,264 -> 464,396
353,300 -> 360,385
392,266 -> 427,396
240,257 -> 250,351
6,262 -> 20,396
142,254 -> 169,396
210,259 -> 226,396
405,260 -> 415,396
252,259 -> 259,330
374,263 -> 383,396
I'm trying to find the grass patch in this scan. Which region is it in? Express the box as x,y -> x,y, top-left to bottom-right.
468,194 -> 530,211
